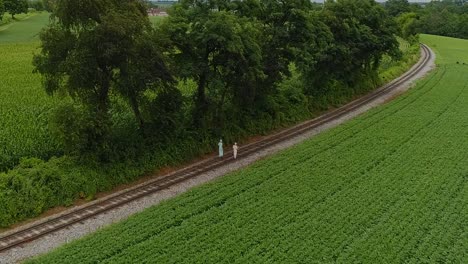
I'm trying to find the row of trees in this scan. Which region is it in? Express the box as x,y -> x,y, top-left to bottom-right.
0,0 -> 58,20
34,0 -> 400,161
27,0 -> 56,11
387,0 -> 468,40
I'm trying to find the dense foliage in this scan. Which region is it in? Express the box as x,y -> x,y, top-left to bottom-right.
33,0 -> 174,158
26,0 -> 55,11
0,0 -> 416,227
27,0 -> 44,11
388,0 -> 468,40
0,0 -> 4,20
27,35 -> 468,264
4,0 -> 28,18
34,0 -> 400,161
303,0 -> 400,103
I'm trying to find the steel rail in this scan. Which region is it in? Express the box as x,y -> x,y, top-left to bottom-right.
0,44 -> 432,253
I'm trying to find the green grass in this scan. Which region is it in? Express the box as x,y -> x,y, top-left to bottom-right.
149,15 -> 166,26
27,35 -> 468,263
379,37 -> 420,85
0,12 -> 36,26
0,12 -> 49,43
420,34 -> 468,65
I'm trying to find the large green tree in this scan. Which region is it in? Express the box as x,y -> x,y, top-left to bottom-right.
160,0 -> 264,128
396,12 -> 419,42
4,0 -> 28,19
160,0 -> 366,129
413,1 -> 468,39
33,0 -> 173,156
42,0 -> 56,12
28,0 -> 44,11
385,0 -> 410,17
305,0 -> 400,93
233,0 -> 321,104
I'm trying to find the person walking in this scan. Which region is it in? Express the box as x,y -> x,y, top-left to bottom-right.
233,142 -> 238,159
218,139 -> 223,158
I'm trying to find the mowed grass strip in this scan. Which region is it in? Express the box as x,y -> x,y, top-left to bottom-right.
27,35 -> 468,263
0,12 -> 49,43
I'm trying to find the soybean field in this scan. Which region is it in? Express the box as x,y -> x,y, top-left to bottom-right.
28,34 -> 468,263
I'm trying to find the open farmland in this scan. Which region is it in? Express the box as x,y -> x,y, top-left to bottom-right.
0,12 -> 61,171
27,34 -> 468,263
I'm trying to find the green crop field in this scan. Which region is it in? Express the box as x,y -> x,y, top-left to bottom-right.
0,12 -> 60,171
27,34 -> 468,263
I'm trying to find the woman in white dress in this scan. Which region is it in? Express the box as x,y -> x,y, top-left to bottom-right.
233,142 -> 238,159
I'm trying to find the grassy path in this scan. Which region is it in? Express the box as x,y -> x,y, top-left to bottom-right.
27,35 -> 468,263
0,12 -> 49,43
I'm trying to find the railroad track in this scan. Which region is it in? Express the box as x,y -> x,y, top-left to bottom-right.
0,44 -> 432,253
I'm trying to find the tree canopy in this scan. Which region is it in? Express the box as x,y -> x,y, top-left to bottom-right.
160,0 -> 363,129
33,0 -> 174,156
34,0 -> 401,160
42,0 -> 56,12
28,0 -> 45,11
4,0 -> 28,19
385,0 -> 411,17
160,2 -> 264,127
302,0 -> 399,95
390,0 -> 468,40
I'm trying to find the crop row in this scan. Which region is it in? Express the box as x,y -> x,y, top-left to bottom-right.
0,42 -> 62,172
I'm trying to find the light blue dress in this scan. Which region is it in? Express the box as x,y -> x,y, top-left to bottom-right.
218,141 -> 223,157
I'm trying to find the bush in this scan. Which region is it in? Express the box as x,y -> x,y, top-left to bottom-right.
0,157 -> 74,226
28,0 -> 44,11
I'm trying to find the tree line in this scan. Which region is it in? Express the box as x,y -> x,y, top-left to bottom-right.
0,0 -> 168,21
33,0 -> 400,162
0,0 -> 56,20
386,0 -> 468,41
0,0 -> 28,19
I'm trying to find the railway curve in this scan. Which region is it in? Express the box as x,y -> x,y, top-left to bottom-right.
0,44 -> 433,254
